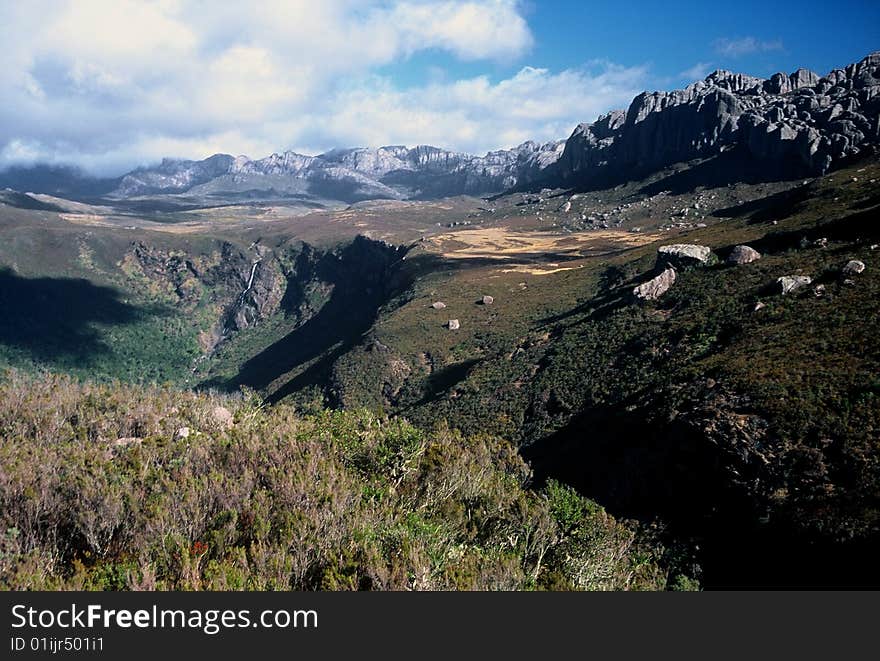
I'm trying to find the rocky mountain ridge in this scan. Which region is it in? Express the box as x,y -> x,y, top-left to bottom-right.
554,52 -> 880,186
115,140 -> 564,201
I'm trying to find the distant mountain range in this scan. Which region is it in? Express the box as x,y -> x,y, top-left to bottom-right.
2,51 -> 878,204
112,140 -> 565,202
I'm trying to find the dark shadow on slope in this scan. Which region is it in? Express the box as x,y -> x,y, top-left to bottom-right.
523,399 -> 880,588
712,185 -> 813,222
534,262 -> 658,329
410,358 -> 481,407
637,150 -> 809,197
0,267 -> 140,366
0,190 -> 66,212
716,205 -> 880,260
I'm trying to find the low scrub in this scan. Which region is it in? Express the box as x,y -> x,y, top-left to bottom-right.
0,371 -> 673,590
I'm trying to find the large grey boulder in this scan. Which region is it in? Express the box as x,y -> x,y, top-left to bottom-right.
447,319 -> 460,330
727,245 -> 762,265
777,275 -> 812,294
634,268 -> 677,300
658,244 -> 714,268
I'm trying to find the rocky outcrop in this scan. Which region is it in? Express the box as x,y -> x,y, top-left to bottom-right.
727,245 -> 762,265
633,267 -> 676,300
658,244 -> 714,268
555,52 -> 880,185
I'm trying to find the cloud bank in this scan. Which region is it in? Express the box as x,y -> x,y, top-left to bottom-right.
0,0 -> 648,174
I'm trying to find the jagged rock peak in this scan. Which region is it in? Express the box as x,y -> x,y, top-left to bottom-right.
557,51 -> 880,184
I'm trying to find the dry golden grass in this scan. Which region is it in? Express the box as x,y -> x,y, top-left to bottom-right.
428,226 -> 661,260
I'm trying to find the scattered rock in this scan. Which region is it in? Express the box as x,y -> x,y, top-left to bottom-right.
727,245 -> 762,265
431,301 -> 447,309
212,405 -> 234,429
481,295 -> 494,305
633,267 -> 676,301
753,301 -> 766,312
813,284 -> 826,297
657,244 -> 713,268
842,259 -> 865,275
777,275 -> 812,295
814,237 -> 828,248
447,319 -> 460,330
843,278 -> 856,287
176,427 -> 190,439
113,437 -> 142,448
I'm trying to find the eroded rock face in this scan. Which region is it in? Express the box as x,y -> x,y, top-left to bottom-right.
658,244 -> 714,268
634,267 -> 677,300
727,245 -> 762,265
556,52 -> 880,184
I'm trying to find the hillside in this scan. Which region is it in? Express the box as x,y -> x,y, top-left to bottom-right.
0,372 -> 675,590
0,52 -> 879,588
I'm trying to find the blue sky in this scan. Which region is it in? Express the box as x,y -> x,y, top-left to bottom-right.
381,1 -> 880,87
0,1 -> 877,174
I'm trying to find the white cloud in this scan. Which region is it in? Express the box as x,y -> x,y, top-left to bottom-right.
679,62 -> 714,81
713,37 -> 784,58
306,62 -> 648,154
0,0 -> 648,173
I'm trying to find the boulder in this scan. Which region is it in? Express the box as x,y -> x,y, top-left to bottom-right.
447,319 -> 460,330
176,427 -> 190,439
727,245 -> 762,265
431,301 -> 447,309
212,405 -> 234,429
481,295 -> 494,305
842,259 -> 865,275
633,268 -> 676,301
658,244 -> 714,268
777,275 -> 812,294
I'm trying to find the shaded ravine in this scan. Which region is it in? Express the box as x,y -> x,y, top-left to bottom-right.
522,406 -> 880,588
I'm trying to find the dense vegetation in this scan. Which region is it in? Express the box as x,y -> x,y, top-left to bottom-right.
0,372 -> 682,590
